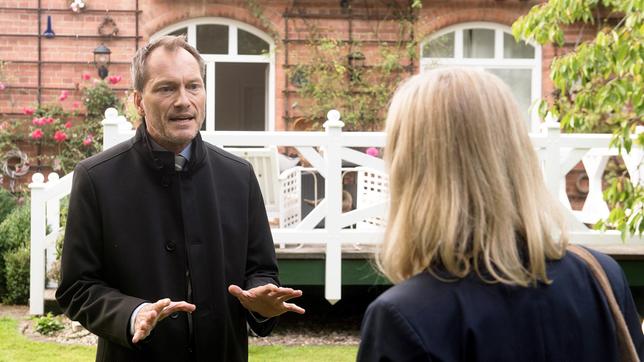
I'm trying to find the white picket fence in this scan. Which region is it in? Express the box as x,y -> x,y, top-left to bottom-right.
28,108 -> 644,314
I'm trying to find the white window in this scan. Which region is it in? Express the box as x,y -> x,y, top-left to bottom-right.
420,22 -> 541,131
153,18 -> 276,131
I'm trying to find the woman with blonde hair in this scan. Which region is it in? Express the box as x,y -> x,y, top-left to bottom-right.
358,68 -> 643,361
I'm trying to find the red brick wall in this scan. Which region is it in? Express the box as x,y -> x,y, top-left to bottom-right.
0,0 -> 596,203
1,0 -> 565,126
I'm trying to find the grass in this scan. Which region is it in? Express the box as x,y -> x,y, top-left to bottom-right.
0,316 -> 358,361
0,317 -> 95,362
249,345 -> 358,361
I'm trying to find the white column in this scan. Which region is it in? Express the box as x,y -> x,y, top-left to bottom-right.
29,173 -> 47,315
323,110 -> 344,304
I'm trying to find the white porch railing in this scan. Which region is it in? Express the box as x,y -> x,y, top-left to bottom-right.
28,108 -> 644,314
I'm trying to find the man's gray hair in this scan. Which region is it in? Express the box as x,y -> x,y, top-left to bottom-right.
131,35 -> 205,92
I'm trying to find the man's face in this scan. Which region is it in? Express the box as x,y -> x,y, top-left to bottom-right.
134,47 -> 205,153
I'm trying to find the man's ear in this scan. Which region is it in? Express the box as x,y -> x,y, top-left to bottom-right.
133,91 -> 145,117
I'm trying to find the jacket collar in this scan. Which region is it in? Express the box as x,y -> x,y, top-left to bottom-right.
132,122 -> 207,174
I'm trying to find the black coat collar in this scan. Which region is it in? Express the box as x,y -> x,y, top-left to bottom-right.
132,122 -> 207,174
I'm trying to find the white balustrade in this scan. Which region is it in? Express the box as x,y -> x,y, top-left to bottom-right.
28,107 -> 644,313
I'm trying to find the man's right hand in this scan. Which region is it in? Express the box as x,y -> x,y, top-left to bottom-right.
132,298 -> 196,344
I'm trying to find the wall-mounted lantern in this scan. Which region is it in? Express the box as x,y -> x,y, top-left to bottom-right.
43,16 -> 55,39
93,44 -> 111,79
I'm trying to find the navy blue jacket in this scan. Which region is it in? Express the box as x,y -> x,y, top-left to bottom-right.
358,248 -> 644,361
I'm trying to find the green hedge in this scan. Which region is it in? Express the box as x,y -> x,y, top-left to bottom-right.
3,247 -> 29,304
0,204 -> 30,301
0,188 -> 17,222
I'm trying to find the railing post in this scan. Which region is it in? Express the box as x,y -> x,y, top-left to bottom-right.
101,107 -> 123,150
323,110 -> 344,304
543,116 -> 561,197
45,172 -> 60,288
28,173 -> 47,315
581,153 -> 610,223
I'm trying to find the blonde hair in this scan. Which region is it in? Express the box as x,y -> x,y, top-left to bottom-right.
378,68 -> 568,286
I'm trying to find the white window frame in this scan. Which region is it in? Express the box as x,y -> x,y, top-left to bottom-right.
420,22 -> 542,131
153,17 -> 276,131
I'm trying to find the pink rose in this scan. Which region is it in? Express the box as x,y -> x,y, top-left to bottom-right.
44,117 -> 54,125
54,130 -> 68,143
366,147 -> 379,157
0,82 -> 5,91
82,73 -> 91,81
31,129 -> 44,139
82,134 -> 93,146
72,101 -> 81,109
32,117 -> 44,126
23,107 -> 35,116
107,75 -> 123,85
64,121 -> 72,129
59,90 -> 69,101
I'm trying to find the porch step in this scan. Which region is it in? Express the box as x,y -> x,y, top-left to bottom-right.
43,288 -> 62,315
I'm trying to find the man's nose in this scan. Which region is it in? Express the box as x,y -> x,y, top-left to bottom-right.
173,87 -> 190,108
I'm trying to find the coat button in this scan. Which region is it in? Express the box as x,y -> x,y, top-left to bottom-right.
165,241 -> 176,252
170,312 -> 179,319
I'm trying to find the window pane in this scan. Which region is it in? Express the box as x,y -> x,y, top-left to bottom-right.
463,29 -> 494,58
422,32 -> 454,58
168,27 -> 187,38
238,29 -> 269,55
215,63 -> 267,131
487,69 -> 532,124
503,33 -> 535,59
197,25 -> 228,54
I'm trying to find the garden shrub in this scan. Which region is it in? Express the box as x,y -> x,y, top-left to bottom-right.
0,188 -> 17,223
3,246 -> 29,305
0,204 -> 30,299
34,312 -> 64,335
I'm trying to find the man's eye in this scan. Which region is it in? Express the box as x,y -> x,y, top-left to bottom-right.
188,83 -> 200,90
159,86 -> 173,93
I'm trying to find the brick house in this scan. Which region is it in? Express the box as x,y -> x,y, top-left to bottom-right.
0,0 -> 590,203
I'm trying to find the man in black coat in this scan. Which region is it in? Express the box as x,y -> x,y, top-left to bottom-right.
56,35 -> 304,361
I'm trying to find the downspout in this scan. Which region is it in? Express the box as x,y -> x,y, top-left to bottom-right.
135,0 -> 139,50
37,0 -> 42,105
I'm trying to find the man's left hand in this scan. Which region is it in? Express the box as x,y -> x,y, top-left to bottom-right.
228,284 -> 305,318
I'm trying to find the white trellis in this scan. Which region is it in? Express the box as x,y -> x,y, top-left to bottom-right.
28,108 -> 644,314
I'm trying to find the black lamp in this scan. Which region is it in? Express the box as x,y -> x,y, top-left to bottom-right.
93,44 -> 111,80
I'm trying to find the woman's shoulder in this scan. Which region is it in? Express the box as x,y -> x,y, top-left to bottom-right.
368,272 -> 463,319
562,245 -> 627,295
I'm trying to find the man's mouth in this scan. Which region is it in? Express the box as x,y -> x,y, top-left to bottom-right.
170,115 -> 194,122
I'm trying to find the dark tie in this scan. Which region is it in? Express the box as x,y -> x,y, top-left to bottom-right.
174,155 -> 186,171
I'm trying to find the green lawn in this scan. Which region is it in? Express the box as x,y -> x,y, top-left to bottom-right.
0,317 -> 358,361
0,317 -> 95,362
250,345 -> 357,361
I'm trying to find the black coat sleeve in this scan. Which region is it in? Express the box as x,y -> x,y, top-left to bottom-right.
243,165 -> 280,336
55,163 -> 145,349
358,299 -> 431,362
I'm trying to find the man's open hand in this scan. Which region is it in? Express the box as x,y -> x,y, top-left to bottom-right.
132,298 -> 196,344
228,284 -> 305,318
